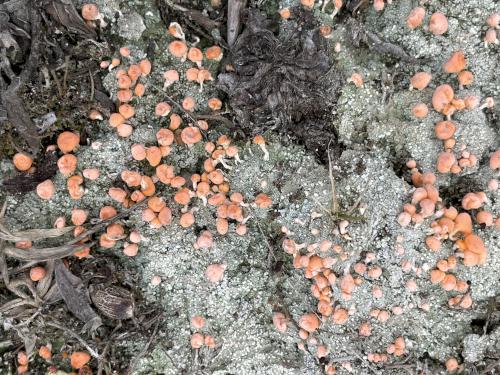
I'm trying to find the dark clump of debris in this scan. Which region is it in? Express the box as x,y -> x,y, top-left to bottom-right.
0,0 -> 111,162
218,8 -> 341,160
0,151 -> 58,193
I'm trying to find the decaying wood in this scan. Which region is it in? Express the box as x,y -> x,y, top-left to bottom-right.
227,0 -> 247,47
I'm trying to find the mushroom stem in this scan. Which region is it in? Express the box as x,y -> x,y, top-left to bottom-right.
199,196 -> 207,206
329,8 -> 339,18
242,215 -> 252,224
217,156 -> 233,170
258,144 -> 269,161
479,97 -> 494,110
322,0 -> 330,12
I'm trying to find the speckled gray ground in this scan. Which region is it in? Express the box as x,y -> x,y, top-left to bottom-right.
0,0 -> 499,374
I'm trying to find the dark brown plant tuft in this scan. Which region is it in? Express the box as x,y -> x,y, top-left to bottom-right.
218,8 -> 331,132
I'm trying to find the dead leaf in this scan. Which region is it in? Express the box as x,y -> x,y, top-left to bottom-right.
54,259 -> 102,331
44,0 -> 97,38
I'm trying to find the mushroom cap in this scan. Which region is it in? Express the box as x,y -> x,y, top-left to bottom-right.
180,126 -> 202,145
156,128 -> 174,146
429,12 -> 448,35
81,4 -> 99,21
299,313 -> 320,332
490,150 -> 500,169
186,67 -> 200,81
12,152 -> 33,171
139,59 -> 152,75
464,234 -> 486,255
205,263 -> 226,282
462,192 -> 483,210
458,70 -> 473,86
155,102 -> 171,117
182,96 -> 196,111
454,212 -> 472,234
188,47 -> 203,63
407,7 -> 425,29
436,151 -> 456,173
410,72 -> 432,90
253,135 -> 265,145
57,131 -> 80,153
432,84 -> 454,113
208,97 -> 222,110
70,351 -> 91,369
205,45 -> 223,60
435,120 -> 456,140
443,51 -> 467,73
164,69 -> 179,81
36,179 -> 56,200
168,40 -> 188,58
412,103 -> 429,118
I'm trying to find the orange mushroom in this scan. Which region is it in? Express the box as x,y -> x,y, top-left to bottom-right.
70,352 -> 91,369
412,103 -> 428,118
205,263 -> 226,283
205,45 -> 223,61
180,126 -> 202,145
36,180 -> 55,200
155,102 -> 171,117
168,40 -> 188,61
13,153 -> 33,171
443,51 -> 467,74
299,313 -> 320,332
187,47 -> 203,68
407,7 -> 425,29
182,96 -> 196,112
432,84 -> 454,114
435,120 -> 456,140
490,150 -> 500,169
163,69 -> 179,89
57,131 -> 80,153
436,151 -> 456,173
428,12 -> 448,35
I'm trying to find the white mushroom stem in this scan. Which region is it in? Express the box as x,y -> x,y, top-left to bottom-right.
242,215 -> 252,224
97,16 -> 107,28
295,242 -> 307,251
311,211 -> 323,219
190,36 -> 200,47
339,220 -> 349,235
329,7 -> 340,18
322,0 -> 330,12
258,144 -> 269,161
294,218 -> 306,226
217,156 -> 233,170
169,22 -> 186,40
163,80 -> 175,90
281,226 -> 295,236
234,153 -> 242,164
198,195 -> 207,206
479,97 -> 495,109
